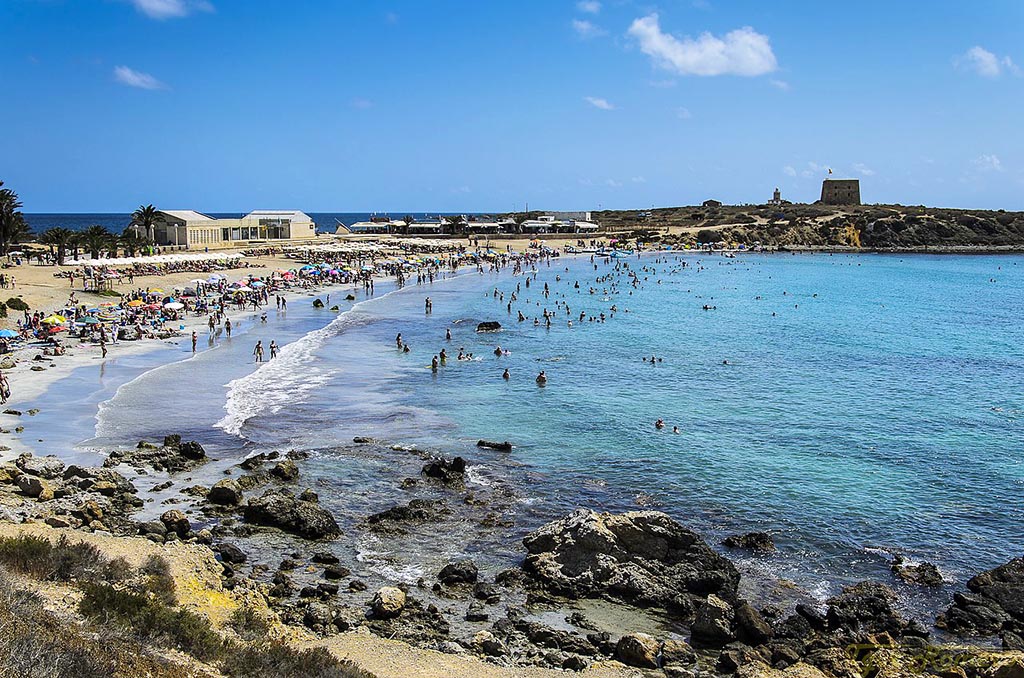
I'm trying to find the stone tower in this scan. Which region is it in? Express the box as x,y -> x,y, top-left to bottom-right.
820,179 -> 861,205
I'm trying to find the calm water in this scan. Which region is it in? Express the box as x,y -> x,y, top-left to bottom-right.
18,252 -> 1024,619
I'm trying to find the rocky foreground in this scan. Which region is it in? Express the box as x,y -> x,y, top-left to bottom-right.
1,441 -> 1023,678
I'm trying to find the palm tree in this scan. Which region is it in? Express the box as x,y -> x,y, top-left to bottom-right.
39,227 -> 76,265
130,204 -> 158,243
0,181 -> 30,256
119,231 -> 149,257
81,225 -> 114,260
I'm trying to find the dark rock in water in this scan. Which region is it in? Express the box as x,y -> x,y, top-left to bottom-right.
312,551 -> 339,565
476,321 -> 501,332
352,437 -> 374,444
217,543 -> 247,564
207,479 -> 243,506
106,437 -> 206,473
160,509 -> 191,537
345,294 -> 356,301
722,532 -> 775,552
939,557 -> 1024,639
298,488 -> 319,503
438,560 -> 478,586
465,601 -> 488,622
476,440 -> 512,452
239,454 -> 267,470
522,509 -> 740,619
825,581 -> 913,639
891,555 -> 943,587
179,441 -> 205,460
422,457 -> 466,484
270,460 -> 299,481
244,488 -> 340,539
163,434 -> 181,447
313,298 -> 325,308
324,565 -> 350,580
366,499 -> 450,535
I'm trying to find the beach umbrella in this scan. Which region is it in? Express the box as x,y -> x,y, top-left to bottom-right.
0,329 -> 17,338
164,302 -> 184,310
79,317 -> 101,325
42,314 -> 67,325
233,286 -> 252,293
250,281 -> 266,288
49,326 -> 67,333
126,299 -> 144,307
144,304 -> 161,311
86,307 -> 101,313
149,288 -> 164,294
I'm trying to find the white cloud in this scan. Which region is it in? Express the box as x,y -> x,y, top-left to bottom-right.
627,14 -> 777,77
585,96 -> 614,110
853,162 -> 875,176
973,154 -> 1003,172
605,179 -> 622,188
572,19 -> 607,39
577,1 -> 601,13
113,66 -> 167,90
675,106 -> 692,119
128,0 -> 212,20
955,46 -> 1020,78
769,78 -> 790,91
783,165 -> 797,177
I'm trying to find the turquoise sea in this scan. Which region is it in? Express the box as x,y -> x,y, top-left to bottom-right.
18,252 -> 1024,620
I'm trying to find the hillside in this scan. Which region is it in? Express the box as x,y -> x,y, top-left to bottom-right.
590,203 -> 1024,249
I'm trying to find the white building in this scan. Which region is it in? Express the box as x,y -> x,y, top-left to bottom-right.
150,210 -> 317,248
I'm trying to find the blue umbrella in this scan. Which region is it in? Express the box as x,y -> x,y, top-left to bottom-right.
0,329 -> 17,338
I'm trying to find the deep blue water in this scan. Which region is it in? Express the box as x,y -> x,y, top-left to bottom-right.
14,252 -> 1024,619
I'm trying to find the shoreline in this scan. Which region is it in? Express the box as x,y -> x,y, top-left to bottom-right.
0,247 -> 1020,677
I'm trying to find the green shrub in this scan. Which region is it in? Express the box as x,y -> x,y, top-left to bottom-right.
5,297 -> 28,311
228,605 -> 271,642
79,582 -> 224,661
221,643 -> 374,678
0,534 -> 108,583
0,535 -> 52,578
141,554 -> 177,605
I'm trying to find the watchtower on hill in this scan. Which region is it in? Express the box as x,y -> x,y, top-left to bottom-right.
820,179 -> 861,205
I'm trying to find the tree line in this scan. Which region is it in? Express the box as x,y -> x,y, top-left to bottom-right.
0,180 -> 160,265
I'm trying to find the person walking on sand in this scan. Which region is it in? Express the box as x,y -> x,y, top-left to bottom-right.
191,331 -> 197,353
270,340 -> 279,359
253,340 -> 264,363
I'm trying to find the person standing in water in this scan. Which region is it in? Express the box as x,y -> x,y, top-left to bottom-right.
431,355 -> 439,371
191,331 -> 197,353
425,297 -> 432,314
502,368 -> 510,380
269,340 -> 279,359
225,319 -> 232,337
446,328 -> 452,341
396,333 -> 403,348
253,340 -> 264,363
536,370 -> 547,385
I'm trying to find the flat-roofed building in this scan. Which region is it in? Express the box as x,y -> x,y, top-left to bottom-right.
150,209 -> 317,248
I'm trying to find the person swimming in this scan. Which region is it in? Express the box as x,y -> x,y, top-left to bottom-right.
655,419 -> 665,429
494,345 -> 503,356
536,370 -> 547,385
502,368 -> 510,380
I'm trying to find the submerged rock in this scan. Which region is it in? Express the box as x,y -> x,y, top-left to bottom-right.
421,457 -> 466,484
366,499 -> 450,535
438,560 -> 478,586
244,488 -> 340,539
723,532 -> 776,552
891,555 -> 943,587
522,509 -> 739,619
476,440 -> 513,452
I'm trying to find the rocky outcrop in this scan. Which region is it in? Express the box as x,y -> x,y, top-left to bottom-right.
421,457 -> 465,484
476,440 -> 513,452
104,435 -> 207,473
15,453 -> 65,479
891,555 -> 943,587
207,479 -> 243,506
940,557 -> 1024,644
476,321 -> 501,332
522,510 -> 740,620
365,499 -> 450,535
723,532 -> 776,552
244,488 -> 340,539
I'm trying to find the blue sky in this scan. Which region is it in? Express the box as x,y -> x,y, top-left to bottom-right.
2,0 -> 1022,212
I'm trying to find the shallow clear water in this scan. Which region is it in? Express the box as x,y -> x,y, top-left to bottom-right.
19,252 -> 1024,619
